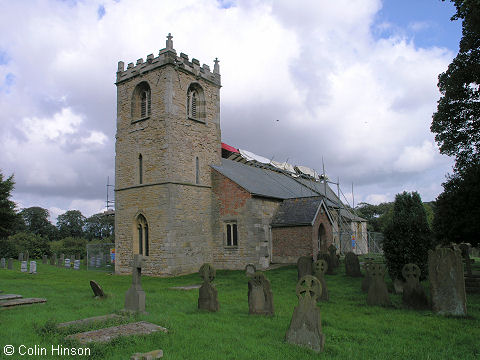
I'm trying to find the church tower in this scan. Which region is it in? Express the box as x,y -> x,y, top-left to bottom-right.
114,34 -> 222,276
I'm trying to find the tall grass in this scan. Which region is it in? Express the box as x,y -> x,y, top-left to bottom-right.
0,259 -> 479,359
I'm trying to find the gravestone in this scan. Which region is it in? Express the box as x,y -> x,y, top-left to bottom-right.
361,261 -> 373,292
245,263 -> 256,276
64,258 -> 71,268
366,263 -> 391,306
248,272 -> 274,315
317,252 -> 335,275
50,254 -> 56,266
25,250 -> 29,263
313,259 -> 329,301
74,260 -> 81,270
57,314 -> 124,328
327,244 -> 340,269
21,261 -> 28,273
198,263 -> 219,312
131,349 -> 164,360
345,252 -> 362,277
459,243 -> 473,276
18,253 -> 24,261
1,298 -> 47,307
7,258 -> 13,270
285,275 -> 325,353
0,294 -> 23,301
90,280 -> 106,298
393,278 -> 404,294
1,258 -> 5,269
297,256 -> 313,280
42,255 -> 47,264
402,263 -> 429,309
29,261 -> 37,274
58,254 -> 64,267
428,247 -> 467,316
124,254 -> 146,312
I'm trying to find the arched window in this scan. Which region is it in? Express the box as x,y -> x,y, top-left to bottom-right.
131,82 -> 151,121
135,214 -> 149,256
186,83 -> 205,121
318,223 -> 326,252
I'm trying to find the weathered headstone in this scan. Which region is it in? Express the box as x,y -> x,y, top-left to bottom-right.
42,255 -> 48,264
459,243 -> 473,276
7,258 -> 13,270
18,253 -> 24,261
248,272 -> 274,315
327,244 -> 340,269
317,252 -> 335,275
0,258 -> 5,269
366,263 -> 391,306
1,298 -> 47,307
345,252 -> 362,277
428,247 -> 467,316
297,256 -> 313,280
361,260 -> 373,292
74,259 -> 81,270
285,275 -> 325,353
312,259 -> 329,301
21,261 -> 28,273
90,280 -> 106,298
402,263 -> 429,309
198,263 -> 219,312
0,294 -> 22,301
58,254 -> 64,267
245,263 -> 256,276
64,258 -> 71,268
131,349 -> 164,360
29,261 -> 37,274
124,254 -> 146,312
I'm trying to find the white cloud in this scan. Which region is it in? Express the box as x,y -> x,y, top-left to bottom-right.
393,140 -> 437,173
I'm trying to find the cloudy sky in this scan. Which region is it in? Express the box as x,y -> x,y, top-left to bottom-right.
0,0 -> 462,221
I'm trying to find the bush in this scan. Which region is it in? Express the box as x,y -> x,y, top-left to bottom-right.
58,237 -> 88,259
4,232 -> 51,259
383,192 -> 433,281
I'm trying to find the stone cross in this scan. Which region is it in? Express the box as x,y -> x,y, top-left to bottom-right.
297,256 -> 313,280
345,251 -> 362,277
285,275 -> 325,353
366,263 -> 391,306
248,272 -> 274,315
29,261 -> 37,274
124,254 -> 146,312
317,252 -> 335,275
0,258 -> 5,269
198,263 -> 219,312
245,263 -> 256,276
428,247 -> 467,316
401,263 -> 429,309
7,258 -> 13,270
313,259 -> 329,301
327,244 -> 339,269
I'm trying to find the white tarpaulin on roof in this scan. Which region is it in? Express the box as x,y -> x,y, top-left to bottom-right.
295,165 -> 319,178
238,149 -> 271,164
271,160 -> 296,174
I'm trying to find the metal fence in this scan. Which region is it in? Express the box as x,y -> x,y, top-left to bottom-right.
336,231 -> 383,255
367,232 -> 384,254
86,243 -> 115,272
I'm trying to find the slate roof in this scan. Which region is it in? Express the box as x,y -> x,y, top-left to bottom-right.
211,159 -> 319,199
270,197 -> 326,227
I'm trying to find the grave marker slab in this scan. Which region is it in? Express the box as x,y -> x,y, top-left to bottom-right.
169,285 -> 201,290
428,247 -> 467,316
0,294 -> 23,301
327,244 -> 340,269
297,256 -> 313,280
90,280 -> 106,298
18,253 -> 24,261
131,349 -> 164,360
317,252 -> 335,275
29,261 -> 37,274
7,258 -> 13,270
245,263 -> 256,276
21,261 -> 27,273
124,255 -> 146,312
361,261 -> 373,292
42,255 -> 48,264
64,258 -> 71,268
366,264 -> 391,306
248,272 -> 274,315
285,275 -> 325,353
65,321 -> 167,344
57,314 -> 124,328
313,259 -> 329,301
198,263 -> 219,312
1,298 -> 46,307
74,260 -> 81,270
402,263 -> 429,309
345,252 -> 362,277
1,258 -> 5,269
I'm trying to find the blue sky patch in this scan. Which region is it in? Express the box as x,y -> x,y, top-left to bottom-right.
216,0 -> 235,9
97,4 -> 106,20
0,50 -> 10,65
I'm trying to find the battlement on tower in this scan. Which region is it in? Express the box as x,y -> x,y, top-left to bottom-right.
116,33 -> 221,86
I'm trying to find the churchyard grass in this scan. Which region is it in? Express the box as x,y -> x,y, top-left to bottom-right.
0,258 -> 479,359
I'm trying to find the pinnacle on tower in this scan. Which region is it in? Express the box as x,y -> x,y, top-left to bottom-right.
166,33 -> 173,50
214,57 -> 220,74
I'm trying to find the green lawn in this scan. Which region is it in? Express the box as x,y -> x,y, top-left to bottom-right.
0,259 -> 479,359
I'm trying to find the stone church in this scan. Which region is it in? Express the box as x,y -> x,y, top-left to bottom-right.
114,34 -> 366,276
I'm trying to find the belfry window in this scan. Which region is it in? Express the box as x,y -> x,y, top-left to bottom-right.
131,81 -> 151,121
136,214 -> 149,256
186,83 -> 205,122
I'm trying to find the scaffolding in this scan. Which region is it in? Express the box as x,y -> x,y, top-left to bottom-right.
86,243 -> 115,272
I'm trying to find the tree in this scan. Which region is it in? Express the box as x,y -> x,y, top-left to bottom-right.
355,202 -> 393,233
19,207 -> 59,241
4,232 -> 51,259
431,0 -> 480,171
57,210 -> 86,239
84,212 -> 114,241
383,192 -> 433,281
433,163 -> 480,247
0,171 -> 20,239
